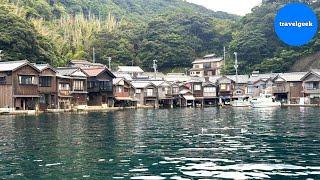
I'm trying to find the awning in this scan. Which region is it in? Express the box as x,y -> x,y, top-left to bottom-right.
183,95 -> 195,101
115,97 -> 133,101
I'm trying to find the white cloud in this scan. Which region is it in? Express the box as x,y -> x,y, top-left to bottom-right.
186,0 -> 263,16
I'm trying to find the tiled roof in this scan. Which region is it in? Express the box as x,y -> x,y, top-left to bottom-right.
118,66 -> 144,73
33,64 -> 56,72
226,75 -> 249,84
276,72 -> 307,82
112,72 -> 133,81
165,73 -> 191,82
69,60 -> 105,68
208,76 -> 222,83
131,81 -> 154,88
0,60 -> 29,71
192,57 -> 223,64
248,73 -> 278,83
81,68 -> 105,77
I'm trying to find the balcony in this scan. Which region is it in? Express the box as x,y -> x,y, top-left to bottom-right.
115,92 -> 130,97
272,86 -> 289,94
203,92 -> 216,97
304,88 -> 320,94
144,92 -> 157,97
59,90 -> 71,96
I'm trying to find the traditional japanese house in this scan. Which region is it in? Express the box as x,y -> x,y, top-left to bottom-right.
34,64 -> 57,110
56,74 -> 72,110
131,81 -> 158,107
81,67 -> 115,107
247,72 -> 276,97
0,60 -> 40,111
301,69 -> 320,104
216,76 -> 234,103
189,54 -> 224,77
272,72 -> 306,104
177,83 -> 195,107
113,77 -> 136,107
202,82 -> 218,106
226,75 -> 249,99
185,78 -> 205,107
156,81 -> 173,107
56,67 -> 88,109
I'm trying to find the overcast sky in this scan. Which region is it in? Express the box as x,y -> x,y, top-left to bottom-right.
186,0 -> 263,16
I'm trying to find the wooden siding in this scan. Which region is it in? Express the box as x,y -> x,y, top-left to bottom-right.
39,68 -> 57,93
12,65 -> 39,96
0,85 -> 13,108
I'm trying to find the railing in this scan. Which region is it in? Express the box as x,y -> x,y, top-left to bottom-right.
144,92 -> 157,97
303,88 -> 320,94
272,86 -> 289,93
59,90 -> 70,96
203,92 -> 216,97
115,92 -> 130,97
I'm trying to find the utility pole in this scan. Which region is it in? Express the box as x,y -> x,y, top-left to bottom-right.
0,50 -> 3,61
153,59 -> 158,79
234,52 -> 239,89
108,57 -> 112,70
223,46 -> 226,66
92,47 -> 95,63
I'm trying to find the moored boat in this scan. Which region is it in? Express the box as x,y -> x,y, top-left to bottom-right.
250,94 -> 281,108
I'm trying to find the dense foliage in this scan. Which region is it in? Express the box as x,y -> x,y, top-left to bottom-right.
0,0 -> 320,73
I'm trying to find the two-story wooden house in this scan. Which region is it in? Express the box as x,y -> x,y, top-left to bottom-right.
81,67 -> 115,107
113,77 -> 136,107
202,82 -> 218,106
185,78 -> 204,107
56,67 -> 88,109
272,72 -> 306,104
131,81 -> 158,107
156,81 -> 173,107
247,72 -> 276,97
216,76 -> 234,104
189,54 -> 224,77
226,75 -> 249,99
0,60 -> 40,111
34,64 -> 57,110
301,69 -> 320,104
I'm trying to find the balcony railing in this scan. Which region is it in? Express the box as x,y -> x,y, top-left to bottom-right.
115,92 -> 130,97
59,90 -> 71,96
203,92 -> 216,97
272,86 -> 289,93
144,92 -> 157,97
304,88 -> 320,94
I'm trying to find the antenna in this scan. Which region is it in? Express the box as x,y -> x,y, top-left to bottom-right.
153,59 -> 158,79
223,46 -> 226,67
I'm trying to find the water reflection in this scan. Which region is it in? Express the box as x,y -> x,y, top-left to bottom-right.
0,107 -> 319,179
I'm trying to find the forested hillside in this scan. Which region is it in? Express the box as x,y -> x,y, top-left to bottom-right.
0,0 -> 320,73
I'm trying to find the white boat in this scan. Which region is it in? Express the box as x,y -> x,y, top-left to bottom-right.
250,94 -> 281,108
231,98 -> 250,107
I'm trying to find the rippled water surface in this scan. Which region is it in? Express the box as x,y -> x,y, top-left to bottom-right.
0,107 -> 320,179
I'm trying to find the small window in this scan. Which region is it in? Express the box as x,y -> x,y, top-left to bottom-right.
73,80 -> 84,91
194,84 -> 201,91
136,89 -> 141,94
0,76 -> 5,84
19,75 -> 36,85
59,83 -> 70,90
39,76 -> 52,87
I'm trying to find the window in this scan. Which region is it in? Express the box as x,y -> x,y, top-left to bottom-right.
204,87 -> 215,93
73,80 -> 84,91
196,72 -> 200,74
147,89 -> 154,96
59,83 -> 70,90
194,84 -> 201,91
0,76 -> 5,84
236,90 -> 242,95
195,65 -> 199,68
117,86 -> 123,93
136,89 -> 141,94
39,76 -> 52,87
88,81 -> 96,89
204,63 -> 211,68
173,87 -> 179,93
100,81 -> 112,91
19,75 -> 36,85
